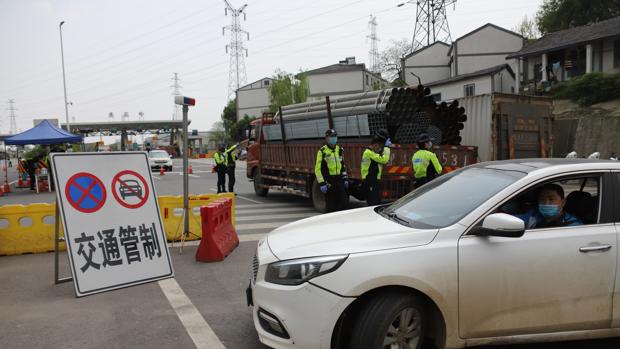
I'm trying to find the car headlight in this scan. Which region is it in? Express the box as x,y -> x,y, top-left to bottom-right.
265,255 -> 348,285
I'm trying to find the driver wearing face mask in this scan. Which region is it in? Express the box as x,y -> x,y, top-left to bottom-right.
516,183 -> 582,229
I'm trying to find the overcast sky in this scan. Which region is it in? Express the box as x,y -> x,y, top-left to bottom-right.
0,0 -> 542,133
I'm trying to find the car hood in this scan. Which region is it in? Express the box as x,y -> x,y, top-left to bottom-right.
267,207 -> 439,261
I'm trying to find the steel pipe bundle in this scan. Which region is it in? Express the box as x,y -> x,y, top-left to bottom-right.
272,85 -> 468,145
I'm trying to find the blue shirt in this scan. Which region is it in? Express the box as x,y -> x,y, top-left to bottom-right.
515,209 -> 582,229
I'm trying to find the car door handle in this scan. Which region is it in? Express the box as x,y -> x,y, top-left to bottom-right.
579,245 -> 612,253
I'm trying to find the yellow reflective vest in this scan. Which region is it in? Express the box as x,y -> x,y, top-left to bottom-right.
412,149 -> 442,179
361,147 -> 390,181
314,145 -> 346,184
214,152 -> 227,166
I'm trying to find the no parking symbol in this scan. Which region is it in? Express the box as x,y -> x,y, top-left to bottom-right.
111,170 -> 150,209
65,172 -> 107,213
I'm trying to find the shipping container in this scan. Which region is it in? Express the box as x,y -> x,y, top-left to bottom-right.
458,93 -> 553,162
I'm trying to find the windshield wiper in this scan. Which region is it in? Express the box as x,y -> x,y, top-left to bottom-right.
385,212 -> 412,227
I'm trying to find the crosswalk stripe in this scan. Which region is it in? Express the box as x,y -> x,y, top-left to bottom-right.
235,203 -> 310,209
237,221 -> 293,231
236,213 -> 317,222
235,206 -> 315,214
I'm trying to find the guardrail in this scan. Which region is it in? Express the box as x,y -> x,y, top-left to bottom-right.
0,193 -> 235,256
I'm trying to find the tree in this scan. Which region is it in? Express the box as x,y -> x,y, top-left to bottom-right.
229,115 -> 256,142
378,38 -> 413,84
512,15 -> 540,40
536,0 -> 620,34
221,99 -> 237,136
209,121 -> 229,145
268,70 -> 309,112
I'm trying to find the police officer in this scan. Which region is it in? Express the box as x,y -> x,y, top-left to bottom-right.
412,133 -> 442,188
225,143 -> 240,193
314,129 -> 348,212
361,136 -> 392,206
214,144 -> 228,193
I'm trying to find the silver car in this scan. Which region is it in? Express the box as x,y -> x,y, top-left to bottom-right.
249,159 -> 620,349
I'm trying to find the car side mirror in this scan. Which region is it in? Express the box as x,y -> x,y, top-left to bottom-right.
471,213 -> 525,238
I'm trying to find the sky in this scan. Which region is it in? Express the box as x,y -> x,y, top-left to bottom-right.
0,0 -> 543,134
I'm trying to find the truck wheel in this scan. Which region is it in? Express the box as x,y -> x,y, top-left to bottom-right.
253,169 -> 268,197
311,180 -> 327,213
349,291 -> 425,349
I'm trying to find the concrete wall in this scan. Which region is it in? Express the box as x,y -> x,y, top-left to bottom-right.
308,70 -> 363,97
455,25 -> 523,76
403,43 -> 450,85
429,75 -> 492,101
492,70 -> 516,94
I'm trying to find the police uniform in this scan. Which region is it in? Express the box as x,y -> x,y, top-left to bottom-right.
314,137 -> 348,213
412,134 -> 442,188
214,148 -> 228,193
225,144 -> 239,193
361,146 -> 391,206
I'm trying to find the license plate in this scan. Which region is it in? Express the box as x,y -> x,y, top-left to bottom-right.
246,282 -> 253,307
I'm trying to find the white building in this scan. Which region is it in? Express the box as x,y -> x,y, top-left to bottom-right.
402,23 -> 524,100
305,57 -> 389,99
507,16 -> 620,94
236,77 -> 273,120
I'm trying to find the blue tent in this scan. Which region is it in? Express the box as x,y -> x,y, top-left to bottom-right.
4,119 -> 82,145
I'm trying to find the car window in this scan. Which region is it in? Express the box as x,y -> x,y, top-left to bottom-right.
496,175 -> 601,229
149,151 -> 168,158
383,167 -> 526,229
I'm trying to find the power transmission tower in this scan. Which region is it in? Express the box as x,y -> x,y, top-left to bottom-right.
138,112 -> 144,121
367,15 -> 380,73
7,99 -> 18,134
223,1 -> 249,100
170,72 -> 182,120
411,0 -> 456,51
108,112 -> 114,121
122,112 -> 129,122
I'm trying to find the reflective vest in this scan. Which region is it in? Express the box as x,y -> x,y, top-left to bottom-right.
225,144 -> 238,167
314,145 -> 346,184
361,147 -> 391,182
412,149 -> 442,179
214,152 -> 227,166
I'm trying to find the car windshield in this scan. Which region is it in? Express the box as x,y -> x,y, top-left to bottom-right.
149,151 -> 169,159
382,167 -> 526,229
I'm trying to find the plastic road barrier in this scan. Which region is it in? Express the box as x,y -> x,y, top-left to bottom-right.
196,198 -> 239,262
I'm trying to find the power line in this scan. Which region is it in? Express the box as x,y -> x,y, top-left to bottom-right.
7,99 -> 18,135
367,15 -> 380,73
223,0 -> 249,101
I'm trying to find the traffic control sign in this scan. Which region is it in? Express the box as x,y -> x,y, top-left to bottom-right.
65,172 -> 106,213
51,152 -> 173,297
111,170 -> 149,209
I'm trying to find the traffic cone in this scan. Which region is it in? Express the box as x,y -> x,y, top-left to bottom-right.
3,179 -> 10,193
188,165 -> 193,174
160,167 -> 165,176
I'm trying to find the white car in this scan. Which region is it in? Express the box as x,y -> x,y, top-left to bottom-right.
148,150 -> 173,171
248,159 -> 620,349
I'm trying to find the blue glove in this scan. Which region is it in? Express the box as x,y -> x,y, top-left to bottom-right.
385,138 -> 393,147
320,184 -> 328,194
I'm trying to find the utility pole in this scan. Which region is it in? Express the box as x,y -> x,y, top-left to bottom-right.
138,112 -> 144,121
108,112 -> 114,121
223,0 -> 249,100
170,72 -> 182,120
122,112 -> 129,122
410,0 -> 456,51
7,99 -> 17,134
59,21 -> 71,132
367,15 -> 380,73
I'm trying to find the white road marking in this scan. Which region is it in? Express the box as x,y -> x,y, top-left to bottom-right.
235,206 -> 315,213
158,278 -> 226,349
9,180 -> 18,185
167,233 -> 265,248
188,174 -> 200,178
236,221 -> 292,231
236,212 -> 316,222
236,195 -> 263,204
152,176 -> 161,180
235,203 -> 303,209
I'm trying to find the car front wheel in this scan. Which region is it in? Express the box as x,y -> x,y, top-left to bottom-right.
349,291 -> 425,349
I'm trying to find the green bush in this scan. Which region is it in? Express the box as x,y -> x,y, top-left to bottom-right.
552,72 -> 620,106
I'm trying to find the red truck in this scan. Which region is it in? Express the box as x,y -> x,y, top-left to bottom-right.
245,100 -> 478,212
